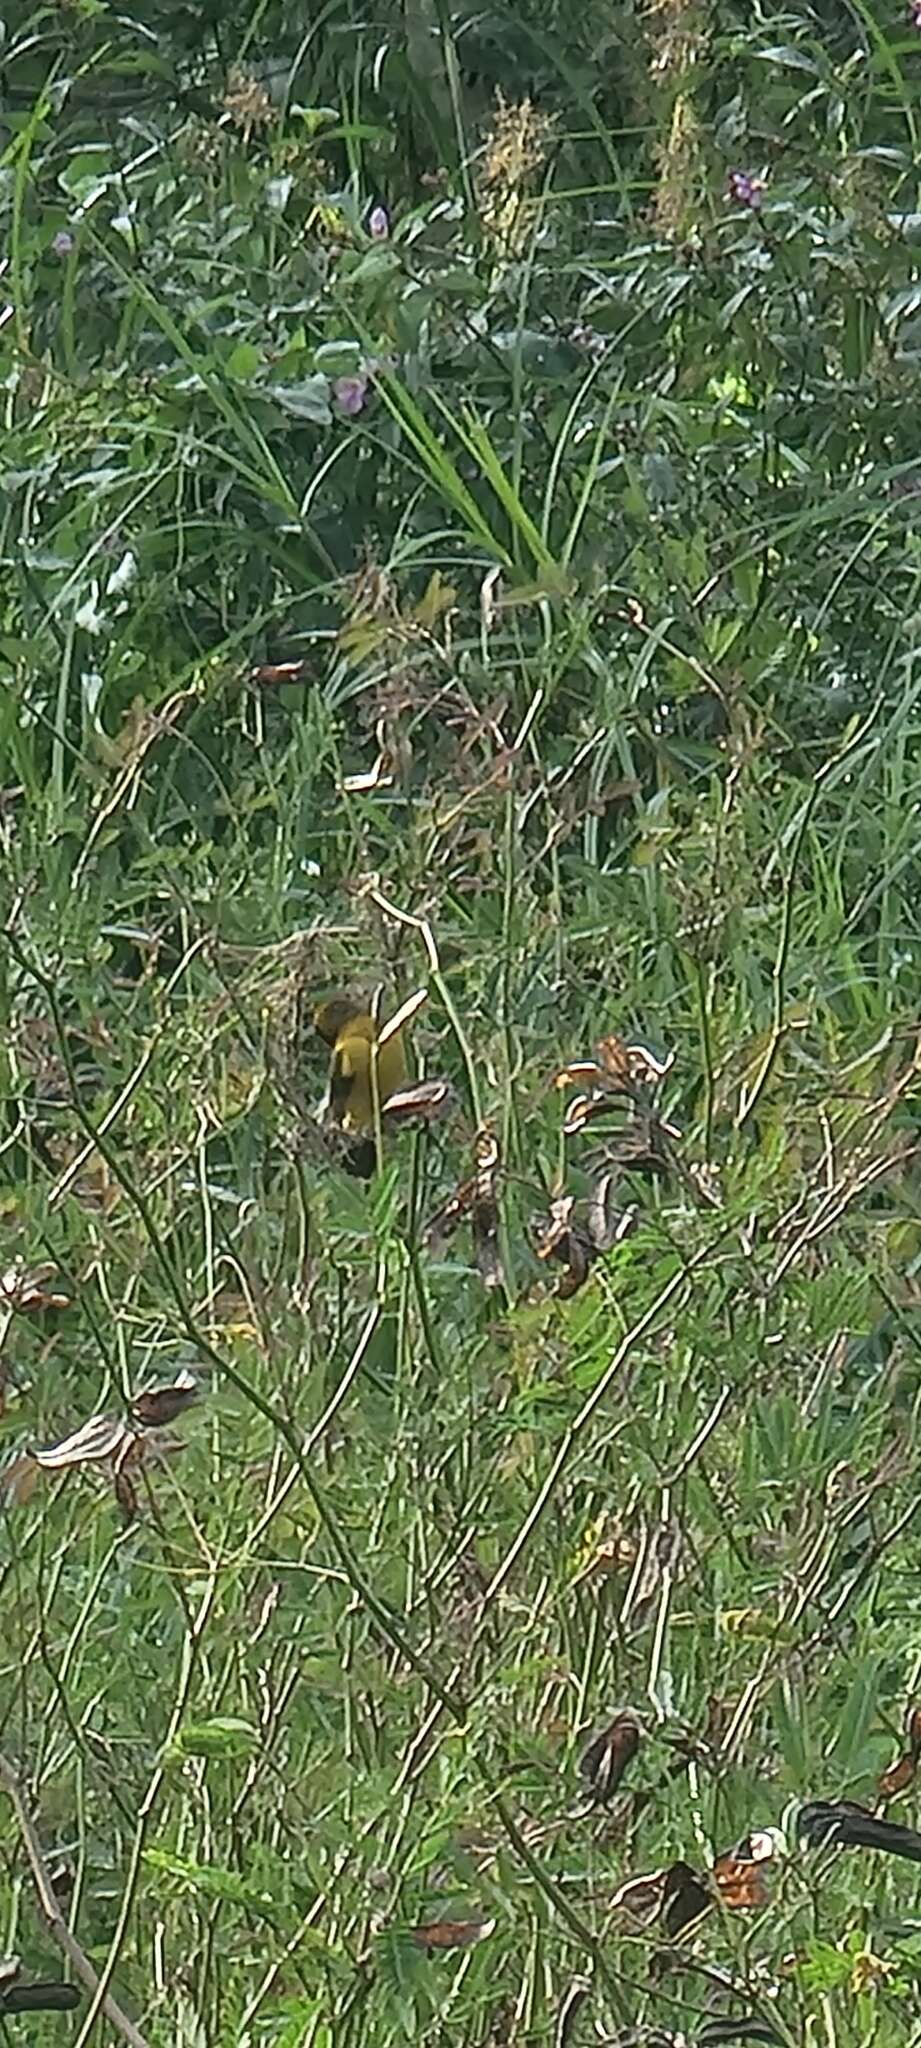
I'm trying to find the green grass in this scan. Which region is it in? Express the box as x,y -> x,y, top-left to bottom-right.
3,2 -> 921,2043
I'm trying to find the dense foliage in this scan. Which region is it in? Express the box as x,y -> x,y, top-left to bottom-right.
3,2 -> 921,2042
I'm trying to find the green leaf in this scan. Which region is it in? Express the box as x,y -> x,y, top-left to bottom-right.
166,1718 -> 259,1761
314,341 -> 363,375
756,45 -> 820,72
269,377 -> 332,424
143,1850 -> 272,1910
225,341 -> 262,380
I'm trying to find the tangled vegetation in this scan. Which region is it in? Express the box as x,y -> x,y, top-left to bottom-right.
3,2 -> 921,2042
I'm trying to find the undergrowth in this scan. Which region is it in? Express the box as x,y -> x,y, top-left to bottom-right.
3,2 -> 921,2043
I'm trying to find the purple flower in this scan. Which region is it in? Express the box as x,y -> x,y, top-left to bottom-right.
52,230 -> 74,256
910,0 -> 921,24
727,169 -> 764,210
334,374 -> 369,417
367,203 -> 390,239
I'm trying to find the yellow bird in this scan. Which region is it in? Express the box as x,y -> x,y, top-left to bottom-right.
313,996 -> 410,1166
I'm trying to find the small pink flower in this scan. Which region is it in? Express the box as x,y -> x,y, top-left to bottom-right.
368,203 -> 390,239
52,230 -> 74,256
727,169 -> 764,210
910,1 -> 921,26
334,374 -> 368,416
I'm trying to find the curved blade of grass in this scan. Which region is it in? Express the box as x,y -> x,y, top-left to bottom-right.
429,392 -> 566,583
373,373 -> 512,563
83,225 -> 330,557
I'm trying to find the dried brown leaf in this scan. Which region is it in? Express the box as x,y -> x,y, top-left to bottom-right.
555,1980 -> 591,2048
595,1034 -> 634,1087
607,1115 -> 672,1178
712,1849 -> 770,1911
32,1414 -> 131,1470
0,1981 -> 81,2015
623,1041 -> 674,1085
610,1870 -> 666,1928
532,1197 -> 596,1298
382,1078 -> 456,1125
0,1453 -> 41,1506
586,1173 -> 636,1253
472,1128 -> 502,1291
534,1195 -> 577,1260
409,1917 -> 495,1951
113,1465 -> 139,1523
131,1369 -> 199,1429
425,1175 -> 477,1246
554,1233 -> 592,1298
0,1263 -> 70,1313
878,1703 -> 921,1798
250,660 -> 307,685
908,1703 -> 921,1763
552,1060 -> 606,1091
425,1130 -> 503,1287
661,1860 -> 713,1939
562,1092 -> 615,1137
473,1211 -> 503,1291
579,1710 -> 642,1802
879,1753 -> 916,1798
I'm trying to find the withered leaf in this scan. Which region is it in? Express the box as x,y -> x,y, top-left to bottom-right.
0,1981 -> 81,2015
610,1870 -> 666,1928
425,1174 -> 477,1246
341,757 -> 394,794
661,1860 -> 713,1939
621,1041 -> 674,1086
0,1962 -> 80,2016
473,1212 -> 502,1290
595,1035 -> 634,1087
425,1130 -> 503,1288
45,1858 -> 75,1905
554,1038 -> 672,1132
409,1917 -> 495,1951
32,1414 -> 132,1470
562,1092 -> 616,1138
0,1453 -> 41,1506
712,1849 -> 769,1911
534,1198 -> 595,1298
572,1517 -> 638,1585
909,1703 -> 921,1762
472,1128 -> 502,1291
0,1263 -> 70,1313
250,660 -> 306,685
799,1799 -> 921,1862
554,1235 -> 592,1299
731,1829 -> 777,1865
579,1711 -> 642,1803
607,1115 -> 672,1179
878,1752 -> 915,1799
556,1979 -> 591,2048
703,1694 -> 730,1748
131,1370 -> 199,1429
382,1079 -> 456,1125
586,1174 -> 636,1253
552,1060 -> 607,1091
534,1195 -> 576,1260
113,1465 -> 139,1524
697,2023 -> 781,2046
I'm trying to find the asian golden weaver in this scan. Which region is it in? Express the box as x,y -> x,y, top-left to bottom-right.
313,996 -> 410,1172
